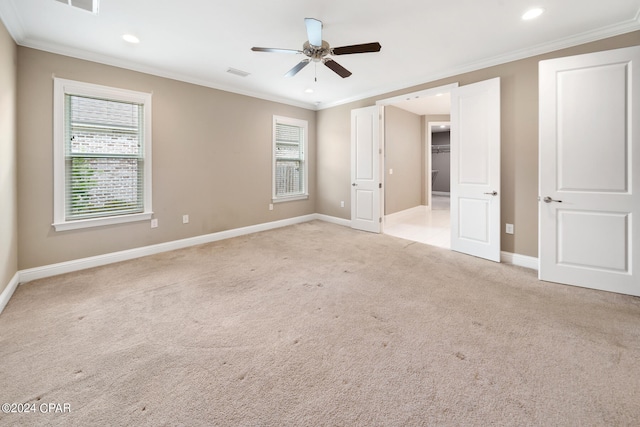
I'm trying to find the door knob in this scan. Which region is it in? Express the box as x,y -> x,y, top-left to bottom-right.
542,196 -> 562,203
352,183 -> 358,187
483,191 -> 498,196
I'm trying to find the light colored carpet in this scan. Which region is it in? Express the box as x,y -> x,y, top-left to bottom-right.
1,220 -> 639,426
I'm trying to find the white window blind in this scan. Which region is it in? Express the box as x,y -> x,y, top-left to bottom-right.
65,95 -> 145,219
53,78 -> 152,231
273,116 -> 308,201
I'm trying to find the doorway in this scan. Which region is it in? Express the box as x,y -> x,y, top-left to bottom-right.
353,78 -> 501,262
379,87 -> 453,249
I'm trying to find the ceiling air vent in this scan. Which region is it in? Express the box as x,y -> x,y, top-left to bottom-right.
54,0 -> 99,14
227,68 -> 251,78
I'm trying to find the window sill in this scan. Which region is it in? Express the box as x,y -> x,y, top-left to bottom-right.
53,212 -> 153,232
272,194 -> 309,204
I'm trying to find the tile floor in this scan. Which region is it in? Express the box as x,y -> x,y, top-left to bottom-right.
383,195 -> 450,249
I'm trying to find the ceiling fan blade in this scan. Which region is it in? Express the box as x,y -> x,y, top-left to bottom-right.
285,59 -> 311,77
251,47 -> 302,54
332,42 -> 382,55
324,59 -> 352,78
305,18 -> 323,47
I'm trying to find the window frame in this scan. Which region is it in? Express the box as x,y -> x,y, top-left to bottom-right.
52,78 -> 153,231
272,115 -> 309,203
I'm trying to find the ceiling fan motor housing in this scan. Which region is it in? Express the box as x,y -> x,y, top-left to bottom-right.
303,41 -> 331,62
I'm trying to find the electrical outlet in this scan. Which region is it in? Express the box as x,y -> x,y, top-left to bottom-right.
182,214 -> 189,224
150,218 -> 158,228
506,223 -> 514,234
389,168 -> 393,175
340,201 -> 345,208
269,203 -> 274,211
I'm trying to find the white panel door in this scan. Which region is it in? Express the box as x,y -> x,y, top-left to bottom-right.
539,45 -> 640,296
351,106 -> 381,233
450,78 -> 501,261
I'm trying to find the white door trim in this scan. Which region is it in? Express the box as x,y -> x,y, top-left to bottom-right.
376,83 -> 459,108
379,105 -> 386,232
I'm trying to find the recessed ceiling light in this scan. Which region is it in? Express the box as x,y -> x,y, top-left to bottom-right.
305,88 -> 314,93
122,34 -> 140,44
522,7 -> 545,20
440,125 -> 446,129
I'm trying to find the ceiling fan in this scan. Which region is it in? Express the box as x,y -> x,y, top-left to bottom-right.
251,18 -> 382,79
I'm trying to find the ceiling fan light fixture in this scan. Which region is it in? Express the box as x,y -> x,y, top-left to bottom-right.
522,7 -> 545,20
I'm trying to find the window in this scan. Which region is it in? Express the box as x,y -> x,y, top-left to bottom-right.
53,78 -> 152,231
273,116 -> 308,202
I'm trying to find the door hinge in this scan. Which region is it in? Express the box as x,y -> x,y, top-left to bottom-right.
379,217 -> 382,223
379,148 -> 382,154
379,183 -> 382,188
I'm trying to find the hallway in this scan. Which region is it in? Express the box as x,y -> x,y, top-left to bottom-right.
384,195 -> 450,249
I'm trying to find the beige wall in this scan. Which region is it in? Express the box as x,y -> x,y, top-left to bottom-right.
0,21 -> 17,293
384,106 -> 422,215
8,30 -> 640,272
17,48 -> 316,270
317,31 -> 640,258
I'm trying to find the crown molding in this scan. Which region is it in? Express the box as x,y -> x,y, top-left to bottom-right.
0,0 -> 25,41
3,2 -> 639,113
16,37 -> 319,111
316,16 -> 640,110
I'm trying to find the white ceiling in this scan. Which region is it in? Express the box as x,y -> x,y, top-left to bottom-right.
1,0 -> 639,110
392,93 -> 451,116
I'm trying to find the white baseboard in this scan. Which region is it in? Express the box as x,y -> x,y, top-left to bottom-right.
19,214 -> 325,284
0,272 -> 20,314
385,206 -> 427,227
2,214 -> 538,316
432,191 -> 450,196
501,251 -> 539,270
314,214 -> 351,227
